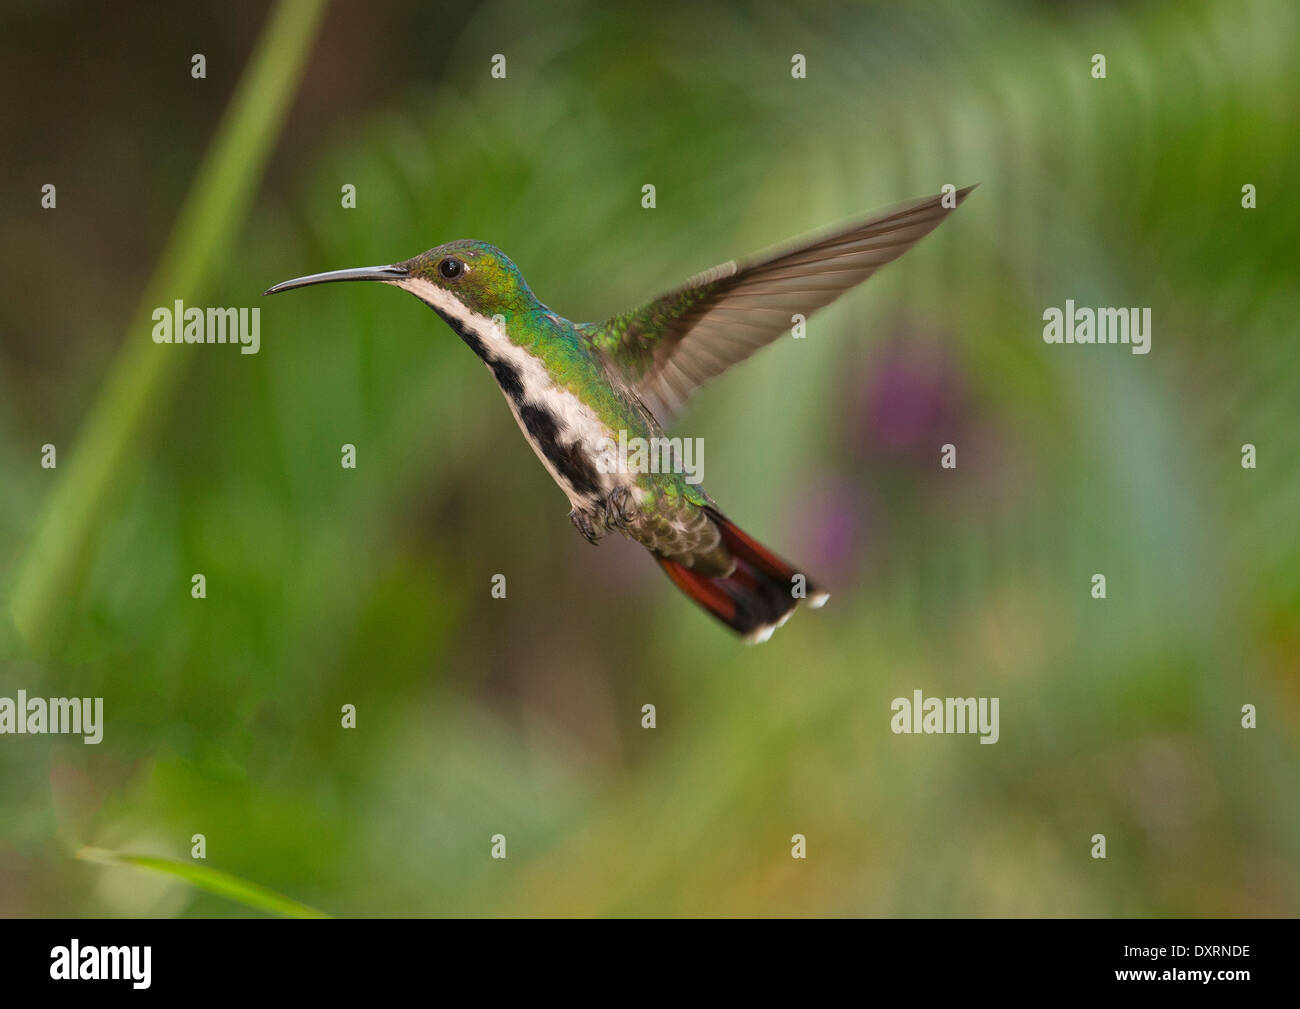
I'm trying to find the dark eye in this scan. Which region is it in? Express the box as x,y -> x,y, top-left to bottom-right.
438,257 -> 464,280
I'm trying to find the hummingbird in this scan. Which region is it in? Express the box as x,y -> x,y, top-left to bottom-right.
265,187 -> 972,641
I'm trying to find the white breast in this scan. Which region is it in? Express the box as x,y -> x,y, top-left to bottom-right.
396,276 -> 625,509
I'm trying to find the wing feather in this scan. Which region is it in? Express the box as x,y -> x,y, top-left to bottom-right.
585,186 -> 974,420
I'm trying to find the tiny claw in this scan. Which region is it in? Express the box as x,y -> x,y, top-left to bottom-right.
570,508 -> 600,545
602,486 -> 637,529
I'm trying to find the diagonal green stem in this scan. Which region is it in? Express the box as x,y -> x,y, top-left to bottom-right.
11,0 -> 329,649
77,846 -> 332,918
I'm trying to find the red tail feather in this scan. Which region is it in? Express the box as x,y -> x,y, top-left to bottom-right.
654,511 -> 828,642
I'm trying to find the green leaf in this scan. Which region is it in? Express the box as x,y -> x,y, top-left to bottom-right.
76,847 -> 332,919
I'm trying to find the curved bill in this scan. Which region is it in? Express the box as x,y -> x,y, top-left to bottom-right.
263,263 -> 408,296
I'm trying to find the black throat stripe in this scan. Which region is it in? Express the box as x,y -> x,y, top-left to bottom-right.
429,304 -> 603,499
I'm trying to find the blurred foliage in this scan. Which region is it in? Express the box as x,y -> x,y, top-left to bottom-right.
1,0 -> 1297,916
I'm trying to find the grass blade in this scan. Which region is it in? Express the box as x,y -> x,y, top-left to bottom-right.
76,846 -> 332,919
10,0 -> 329,650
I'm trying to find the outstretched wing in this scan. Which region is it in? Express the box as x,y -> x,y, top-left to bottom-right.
584,186 -> 974,420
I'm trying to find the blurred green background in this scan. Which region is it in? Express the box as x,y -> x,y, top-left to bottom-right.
1,0 -> 1297,917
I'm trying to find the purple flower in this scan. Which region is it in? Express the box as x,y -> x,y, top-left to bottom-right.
852,330 -> 964,467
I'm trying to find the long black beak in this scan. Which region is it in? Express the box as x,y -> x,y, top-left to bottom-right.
263,263 -> 408,296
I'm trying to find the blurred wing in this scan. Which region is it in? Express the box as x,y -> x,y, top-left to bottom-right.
586,186 -> 973,420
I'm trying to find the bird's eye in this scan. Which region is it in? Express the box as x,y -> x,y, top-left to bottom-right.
438,257 -> 464,280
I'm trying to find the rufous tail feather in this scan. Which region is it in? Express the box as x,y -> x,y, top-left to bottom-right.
655,509 -> 828,642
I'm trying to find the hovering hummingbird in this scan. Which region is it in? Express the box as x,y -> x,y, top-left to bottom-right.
265,187 -> 972,641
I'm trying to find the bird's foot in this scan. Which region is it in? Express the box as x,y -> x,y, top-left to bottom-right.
570,507 -> 601,545
601,486 -> 638,530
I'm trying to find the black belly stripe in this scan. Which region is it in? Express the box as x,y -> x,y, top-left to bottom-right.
429,303 -> 602,498
516,402 -> 602,498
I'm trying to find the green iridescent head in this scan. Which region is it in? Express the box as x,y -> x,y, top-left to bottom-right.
399,240 -> 540,316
